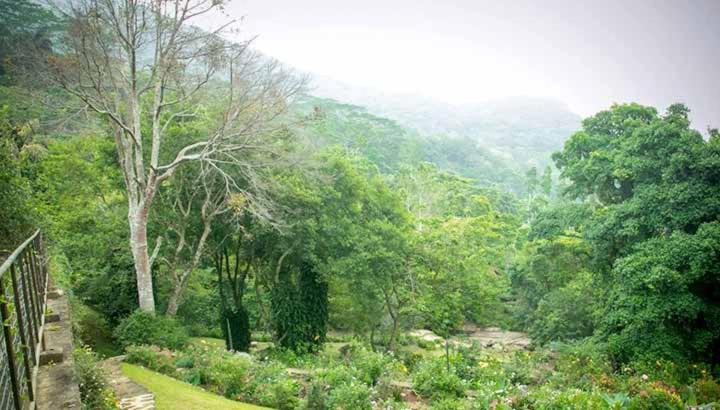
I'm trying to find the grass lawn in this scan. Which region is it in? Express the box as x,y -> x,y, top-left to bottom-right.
121,363 -> 270,410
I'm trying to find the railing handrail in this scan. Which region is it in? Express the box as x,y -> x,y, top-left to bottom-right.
0,230 -> 41,279
0,229 -> 48,410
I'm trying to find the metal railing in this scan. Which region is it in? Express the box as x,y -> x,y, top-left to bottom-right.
0,230 -> 49,410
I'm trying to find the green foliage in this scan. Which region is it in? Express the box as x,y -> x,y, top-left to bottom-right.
692,377 -> 720,405
125,345 -> 177,375
528,270 -> 597,344
299,262 -> 329,347
412,358 -> 466,399
35,135 -> 138,324
516,386 -> 608,410
145,343 -> 303,409
601,221 -> 720,364
429,398 -> 466,410
70,298 -> 120,357
325,382 -> 372,410
178,269 -> 223,338
554,103 -> 720,364
0,108 -> 37,251
302,382 -> 327,410
114,310 -> 190,351
73,346 -> 118,410
510,232 -> 594,337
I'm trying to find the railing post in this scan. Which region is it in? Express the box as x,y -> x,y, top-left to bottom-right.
24,251 -> 42,336
9,264 -> 34,402
18,259 -> 37,365
0,276 -> 22,410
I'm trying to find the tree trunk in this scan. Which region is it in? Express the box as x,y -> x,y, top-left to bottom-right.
165,222 -> 212,316
130,210 -> 155,314
165,276 -> 186,316
389,316 -> 399,351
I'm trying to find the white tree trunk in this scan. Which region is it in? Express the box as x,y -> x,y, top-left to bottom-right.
130,207 -> 156,314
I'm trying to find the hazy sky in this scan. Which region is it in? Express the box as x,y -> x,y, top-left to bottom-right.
203,0 -> 720,129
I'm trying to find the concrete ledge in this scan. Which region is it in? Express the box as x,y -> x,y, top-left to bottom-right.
37,284 -> 81,410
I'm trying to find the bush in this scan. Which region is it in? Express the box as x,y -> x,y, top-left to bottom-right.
124,345 -> 176,375
270,378 -> 302,410
550,341 -> 612,390
74,346 -> 118,410
326,382 -> 372,410
627,384 -> 684,410
113,310 -> 189,350
302,382 -> 327,410
412,358 -> 465,399
693,377 -> 720,405
517,387 -> 607,409
430,397 -> 466,409
344,344 -> 399,385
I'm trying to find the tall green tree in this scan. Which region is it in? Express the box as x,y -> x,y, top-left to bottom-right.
554,103 -> 720,364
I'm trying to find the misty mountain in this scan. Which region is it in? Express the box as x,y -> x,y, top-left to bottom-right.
310,76 -> 582,170
297,95 -> 527,194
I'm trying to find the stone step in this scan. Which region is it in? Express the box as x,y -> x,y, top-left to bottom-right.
47,289 -> 64,300
45,312 -> 61,323
119,393 -> 155,410
39,348 -> 64,365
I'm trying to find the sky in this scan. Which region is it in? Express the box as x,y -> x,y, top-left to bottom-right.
201,0 -> 720,130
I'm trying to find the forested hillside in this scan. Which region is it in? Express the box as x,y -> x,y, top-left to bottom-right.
296,96 -> 526,193
1,1 -> 719,409
314,79 -> 581,169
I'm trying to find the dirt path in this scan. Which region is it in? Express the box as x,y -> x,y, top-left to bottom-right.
410,326 -> 531,349
464,326 -> 531,348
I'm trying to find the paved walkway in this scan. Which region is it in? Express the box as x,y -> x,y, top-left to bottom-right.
101,356 -> 155,410
36,288 -> 81,409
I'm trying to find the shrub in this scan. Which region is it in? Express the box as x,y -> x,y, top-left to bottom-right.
693,377 -> 720,404
303,382 -> 327,410
318,365 -> 356,388
326,382 -> 372,410
113,310 -> 189,350
124,345 -> 176,375
412,358 -> 465,399
550,341 -> 612,390
271,378 -> 302,410
430,397 -> 466,409
346,345 -> 399,385
627,385 -> 683,410
73,346 -> 118,410
514,386 -> 606,410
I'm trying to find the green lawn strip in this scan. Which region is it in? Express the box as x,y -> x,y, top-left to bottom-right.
121,363 -> 270,410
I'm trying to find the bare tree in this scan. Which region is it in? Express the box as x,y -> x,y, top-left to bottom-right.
47,0 -> 305,313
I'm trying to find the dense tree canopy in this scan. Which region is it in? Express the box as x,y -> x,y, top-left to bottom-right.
554,103 -> 720,364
